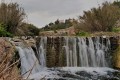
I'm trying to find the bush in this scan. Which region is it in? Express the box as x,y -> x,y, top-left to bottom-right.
112,27 -> 120,32
54,30 -> 57,33
0,23 -> 13,37
76,31 -> 90,36
76,2 -> 120,32
0,2 -> 26,34
41,19 -> 77,31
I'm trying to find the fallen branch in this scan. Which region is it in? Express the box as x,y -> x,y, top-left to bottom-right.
26,59 -> 38,79
0,58 -> 20,77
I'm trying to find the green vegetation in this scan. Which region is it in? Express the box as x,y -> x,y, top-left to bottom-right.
75,1 -> 120,33
41,19 -> 77,31
0,23 -> 13,37
19,23 -> 39,36
76,31 -> 90,37
112,27 -> 120,32
0,2 -> 25,34
113,0 -> 120,8
113,43 -> 120,68
0,2 -> 39,36
0,1 -> 120,36
40,1 -> 120,36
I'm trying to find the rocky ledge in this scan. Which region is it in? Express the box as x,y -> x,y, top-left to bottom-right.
27,67 -> 120,80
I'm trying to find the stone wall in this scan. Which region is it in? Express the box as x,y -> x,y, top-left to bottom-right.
36,36 -> 120,68
112,36 -> 120,69
37,37 -> 66,67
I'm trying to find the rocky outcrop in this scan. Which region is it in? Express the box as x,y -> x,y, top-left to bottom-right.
39,26 -> 75,36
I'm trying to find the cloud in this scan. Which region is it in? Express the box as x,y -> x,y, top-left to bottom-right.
2,0 -> 115,27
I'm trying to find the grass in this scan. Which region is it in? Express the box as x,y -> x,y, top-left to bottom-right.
76,31 -> 90,37
0,38 -> 21,80
90,32 -> 120,37
112,27 -> 120,33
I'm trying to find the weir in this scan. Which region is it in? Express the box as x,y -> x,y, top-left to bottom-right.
16,47 -> 41,78
36,36 -> 111,67
16,36 -> 120,80
64,37 -> 110,67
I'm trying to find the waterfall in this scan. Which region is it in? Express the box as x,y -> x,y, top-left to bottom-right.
17,37 -> 111,71
64,37 -> 110,67
37,37 -> 47,67
17,37 -> 111,69
16,37 -> 48,78
15,36 -> 120,80
16,47 -> 42,78
64,37 -> 78,67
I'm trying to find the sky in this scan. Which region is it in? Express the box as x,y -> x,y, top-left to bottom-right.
3,0 -> 115,28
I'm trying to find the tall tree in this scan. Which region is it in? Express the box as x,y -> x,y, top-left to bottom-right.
113,0 -> 120,8
0,2 -> 26,34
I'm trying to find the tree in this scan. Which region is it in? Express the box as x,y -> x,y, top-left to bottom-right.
113,0 -> 120,8
27,24 -> 39,36
77,2 -> 120,32
55,19 -> 60,24
65,19 -> 72,28
49,22 -> 54,26
18,23 -> 39,36
41,18 -> 76,31
0,2 -> 26,34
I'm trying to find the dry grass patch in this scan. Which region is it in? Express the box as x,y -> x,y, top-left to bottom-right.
0,38 -> 22,80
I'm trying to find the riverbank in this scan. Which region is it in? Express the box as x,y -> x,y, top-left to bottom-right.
0,38 -> 21,80
0,36 -> 120,80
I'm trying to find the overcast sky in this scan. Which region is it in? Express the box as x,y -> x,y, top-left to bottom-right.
3,0 -> 114,28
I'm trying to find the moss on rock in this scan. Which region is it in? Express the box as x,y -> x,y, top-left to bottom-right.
114,39 -> 120,69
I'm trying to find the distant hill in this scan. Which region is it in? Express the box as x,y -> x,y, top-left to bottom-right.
40,19 -> 78,31
39,26 -> 76,36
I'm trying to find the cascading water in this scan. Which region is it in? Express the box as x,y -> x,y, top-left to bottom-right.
16,36 -> 120,80
64,37 -> 110,67
17,37 -> 110,69
16,47 -> 41,78
37,37 -> 47,67
64,37 -> 78,67
16,37 -> 47,79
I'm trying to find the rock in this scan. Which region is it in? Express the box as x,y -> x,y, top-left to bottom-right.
46,68 -> 120,80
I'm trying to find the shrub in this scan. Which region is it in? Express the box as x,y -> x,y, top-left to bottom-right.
0,2 -> 26,34
54,30 -> 57,33
76,2 -> 120,32
112,27 -> 120,32
76,31 -> 90,36
0,23 -> 13,37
